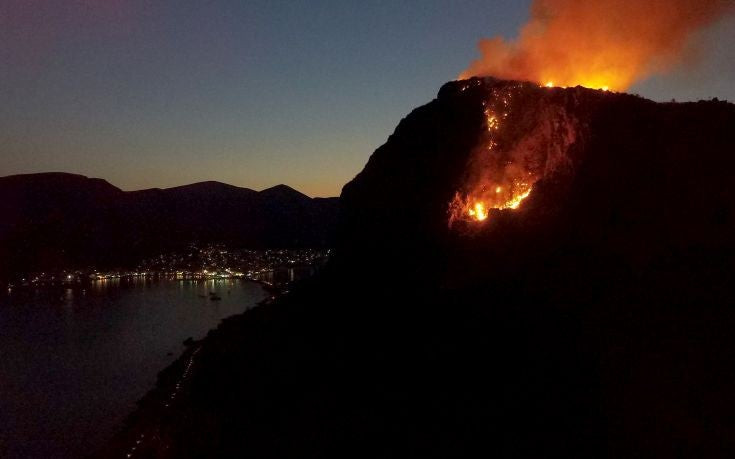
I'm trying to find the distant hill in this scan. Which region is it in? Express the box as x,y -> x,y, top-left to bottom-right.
0,173 -> 339,280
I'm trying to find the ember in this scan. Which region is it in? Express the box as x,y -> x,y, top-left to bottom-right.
449,81 -> 580,226
468,202 -> 489,221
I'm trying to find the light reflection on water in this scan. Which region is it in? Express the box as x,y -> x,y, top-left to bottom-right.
253,266 -> 316,286
0,279 -> 267,459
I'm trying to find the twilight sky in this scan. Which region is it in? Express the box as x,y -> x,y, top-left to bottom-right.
2,0 -> 734,197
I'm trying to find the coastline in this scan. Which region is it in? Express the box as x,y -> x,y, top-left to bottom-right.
91,279 -> 284,458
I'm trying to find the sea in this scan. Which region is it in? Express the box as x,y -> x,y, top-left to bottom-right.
0,278 -> 268,458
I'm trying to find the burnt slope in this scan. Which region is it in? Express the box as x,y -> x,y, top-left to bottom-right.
0,174 -> 339,281
107,79 -> 735,458
334,79 -> 735,456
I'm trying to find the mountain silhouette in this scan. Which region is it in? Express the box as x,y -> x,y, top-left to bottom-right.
0,173 -> 338,281
101,78 -> 735,457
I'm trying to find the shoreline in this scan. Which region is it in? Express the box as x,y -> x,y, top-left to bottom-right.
3,275 -> 287,299
90,280 -> 284,458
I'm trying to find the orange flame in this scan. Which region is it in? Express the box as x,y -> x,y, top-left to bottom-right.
468,202 -> 489,221
460,0 -> 734,91
450,85 -> 536,224
449,82 -> 580,226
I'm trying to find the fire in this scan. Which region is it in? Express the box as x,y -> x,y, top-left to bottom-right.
449,81 -> 581,227
450,1 -> 735,227
468,202 -> 489,221
459,180 -> 533,223
450,84 -> 538,224
460,0 -> 734,91
505,187 -> 532,210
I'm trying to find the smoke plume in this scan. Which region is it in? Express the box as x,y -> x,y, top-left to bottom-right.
460,0 -> 735,90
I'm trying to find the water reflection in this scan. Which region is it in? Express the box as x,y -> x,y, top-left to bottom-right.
252,266 -> 317,286
0,279 -> 267,459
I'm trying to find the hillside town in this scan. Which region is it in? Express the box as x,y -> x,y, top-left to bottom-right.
6,245 -> 331,290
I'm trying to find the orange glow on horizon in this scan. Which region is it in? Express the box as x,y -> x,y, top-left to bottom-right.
460,0 -> 734,92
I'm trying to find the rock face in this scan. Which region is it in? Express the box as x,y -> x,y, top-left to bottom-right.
103,79 -> 735,458
0,173 -> 338,280
338,78 -> 735,283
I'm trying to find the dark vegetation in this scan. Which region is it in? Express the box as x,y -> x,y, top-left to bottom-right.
110,78 -> 735,457
0,175 -> 338,282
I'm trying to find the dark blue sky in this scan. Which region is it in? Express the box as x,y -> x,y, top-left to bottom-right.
2,0 -> 734,196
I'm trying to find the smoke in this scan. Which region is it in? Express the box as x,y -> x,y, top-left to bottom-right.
460,0 -> 735,90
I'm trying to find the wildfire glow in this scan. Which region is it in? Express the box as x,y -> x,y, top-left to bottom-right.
460,0 -> 734,91
457,180 -> 534,223
450,86 -> 541,225
465,183 -> 533,221
449,81 -> 581,227
505,187 -> 532,210
468,202 -> 489,221
451,1 -> 735,227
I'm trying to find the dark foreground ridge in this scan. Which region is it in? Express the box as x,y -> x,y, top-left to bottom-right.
101,78 -> 735,458
0,175 -> 338,282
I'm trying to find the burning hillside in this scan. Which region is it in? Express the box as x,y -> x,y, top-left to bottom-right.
448,79 -> 584,226
104,79 -> 735,458
448,0 -> 735,227
338,77 -> 735,282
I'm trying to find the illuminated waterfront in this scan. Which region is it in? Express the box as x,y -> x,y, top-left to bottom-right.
6,246 -> 331,290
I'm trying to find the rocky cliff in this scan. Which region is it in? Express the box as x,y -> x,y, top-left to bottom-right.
102,79 -> 735,458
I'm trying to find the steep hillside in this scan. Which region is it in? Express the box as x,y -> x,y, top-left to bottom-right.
101,79 -> 735,458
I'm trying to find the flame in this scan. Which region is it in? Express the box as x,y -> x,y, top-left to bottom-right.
460,0 -> 734,91
451,1 -> 734,226
450,86 -> 537,224
505,187 -> 532,210
449,82 -> 581,227
468,202 -> 489,221
458,181 -> 533,223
